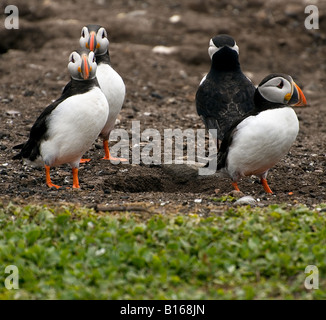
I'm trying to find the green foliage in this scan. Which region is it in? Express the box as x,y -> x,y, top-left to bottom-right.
0,203 -> 325,299
211,195 -> 236,203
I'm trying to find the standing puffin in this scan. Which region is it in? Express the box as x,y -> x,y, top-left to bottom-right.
210,73 -> 307,194
79,24 -> 126,161
13,49 -> 109,189
196,34 -> 255,149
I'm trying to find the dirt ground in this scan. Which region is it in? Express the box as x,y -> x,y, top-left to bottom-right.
0,0 -> 326,212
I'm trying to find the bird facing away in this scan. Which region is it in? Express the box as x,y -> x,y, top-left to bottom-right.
79,24 -> 126,162
196,34 -> 255,150
13,49 -> 109,189
210,73 -> 307,194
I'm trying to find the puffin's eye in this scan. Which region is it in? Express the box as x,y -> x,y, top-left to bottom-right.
70,55 -> 75,63
102,31 -> 106,38
277,80 -> 284,89
81,28 -> 85,38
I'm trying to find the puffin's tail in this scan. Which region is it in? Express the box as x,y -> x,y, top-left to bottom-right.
203,153 -> 225,171
12,139 -> 37,161
13,143 -> 24,150
12,143 -> 25,160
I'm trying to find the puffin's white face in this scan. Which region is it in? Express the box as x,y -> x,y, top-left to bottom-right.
208,38 -> 239,60
258,76 -> 293,104
68,51 -> 97,81
80,26 -> 109,55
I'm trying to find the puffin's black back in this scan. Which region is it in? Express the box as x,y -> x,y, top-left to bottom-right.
13,78 -> 98,161
196,45 -> 255,141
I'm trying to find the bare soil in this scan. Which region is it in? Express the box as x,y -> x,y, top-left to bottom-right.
0,0 -> 326,211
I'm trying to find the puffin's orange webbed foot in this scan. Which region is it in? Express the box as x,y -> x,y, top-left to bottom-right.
80,158 -> 91,163
261,178 -> 273,194
72,168 -> 80,189
232,181 -> 240,192
102,140 -> 128,162
45,165 -> 61,189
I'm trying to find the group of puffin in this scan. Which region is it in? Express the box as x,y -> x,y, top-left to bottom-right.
13,28 -> 307,194
13,25 -> 125,189
196,34 -> 307,193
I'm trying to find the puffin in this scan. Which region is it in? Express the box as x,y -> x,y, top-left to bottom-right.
209,73 -> 307,194
13,49 -> 109,189
196,34 -> 255,150
79,24 -> 126,161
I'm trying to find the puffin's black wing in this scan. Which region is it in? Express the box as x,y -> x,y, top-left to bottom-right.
196,72 -> 255,140
206,102 -> 262,171
12,97 -> 64,161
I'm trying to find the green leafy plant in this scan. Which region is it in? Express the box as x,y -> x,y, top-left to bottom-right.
0,203 -> 325,299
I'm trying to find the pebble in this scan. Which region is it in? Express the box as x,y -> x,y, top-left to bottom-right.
233,196 -> 257,206
152,46 -> 178,55
6,110 -> 20,116
169,15 -> 181,23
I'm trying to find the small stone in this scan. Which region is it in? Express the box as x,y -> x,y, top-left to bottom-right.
23,90 -> 34,97
234,196 -> 257,206
194,198 -> 202,203
6,110 -> 20,116
229,190 -> 244,198
152,46 -> 178,55
169,15 -> 181,23
151,92 -> 163,99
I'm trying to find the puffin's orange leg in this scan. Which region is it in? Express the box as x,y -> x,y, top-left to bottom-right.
261,178 -> 273,194
101,140 -> 128,162
80,158 -> 91,163
45,165 -> 60,189
72,167 -> 80,189
232,181 -> 240,192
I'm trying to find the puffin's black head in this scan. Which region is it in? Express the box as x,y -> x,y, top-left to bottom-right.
68,48 -> 97,81
208,34 -> 240,71
80,25 -> 109,55
254,73 -> 307,109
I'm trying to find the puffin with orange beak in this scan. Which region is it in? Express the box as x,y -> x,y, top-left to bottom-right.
13,49 -> 109,189
79,24 -> 126,162
207,73 -> 307,194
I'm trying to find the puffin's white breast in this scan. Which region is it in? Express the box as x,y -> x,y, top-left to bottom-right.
226,107 -> 299,179
40,86 -> 109,167
96,63 -> 125,136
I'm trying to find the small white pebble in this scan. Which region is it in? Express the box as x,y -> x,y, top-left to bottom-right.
234,196 -> 257,206
152,46 -> 177,55
169,15 -> 181,23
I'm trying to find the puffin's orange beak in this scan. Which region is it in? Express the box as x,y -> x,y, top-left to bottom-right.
292,82 -> 307,107
88,32 -> 97,52
81,54 -> 89,80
